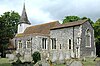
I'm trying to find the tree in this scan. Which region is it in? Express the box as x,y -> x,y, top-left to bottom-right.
81,17 -> 94,24
32,51 -> 41,64
63,16 -> 80,24
93,19 -> 100,38
0,11 -> 20,57
62,16 -> 94,25
93,19 -> 100,56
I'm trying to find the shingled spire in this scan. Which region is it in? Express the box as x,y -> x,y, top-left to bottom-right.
19,2 -> 31,24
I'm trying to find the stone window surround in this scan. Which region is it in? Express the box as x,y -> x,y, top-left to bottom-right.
60,44 -> 62,49
51,38 -> 56,50
85,29 -> 91,47
69,39 -> 71,49
42,38 -> 47,50
26,39 -> 31,48
68,38 -> 74,51
18,40 -> 22,49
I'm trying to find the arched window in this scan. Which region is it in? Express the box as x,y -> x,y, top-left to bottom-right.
42,38 -> 47,49
18,40 -> 22,49
85,29 -> 91,47
51,38 -> 56,49
26,39 -> 31,48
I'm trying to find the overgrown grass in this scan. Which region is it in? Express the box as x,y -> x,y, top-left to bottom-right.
0,58 -> 10,63
82,57 -> 100,66
0,63 -> 12,66
0,58 -> 12,66
0,57 -> 100,66
82,60 -> 96,66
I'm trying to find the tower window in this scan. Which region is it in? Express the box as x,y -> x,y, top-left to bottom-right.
42,38 -> 47,49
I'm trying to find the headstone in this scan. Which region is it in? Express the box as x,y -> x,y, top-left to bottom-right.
65,51 -> 70,59
42,62 -> 50,66
34,60 -> 50,66
96,61 -> 100,66
6,54 -> 15,61
0,52 -> 1,58
59,52 -> 64,63
24,54 -> 32,62
51,52 -> 57,62
68,61 -> 82,66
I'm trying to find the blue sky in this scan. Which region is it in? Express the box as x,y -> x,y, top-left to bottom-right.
0,0 -> 100,25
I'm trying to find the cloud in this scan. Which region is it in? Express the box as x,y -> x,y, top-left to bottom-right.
40,0 -> 100,21
0,0 -> 100,25
27,7 -> 55,25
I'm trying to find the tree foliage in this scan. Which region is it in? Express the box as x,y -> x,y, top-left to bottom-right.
93,19 -> 100,39
81,17 -> 94,24
32,51 -> 41,64
0,11 -> 20,57
63,16 -> 80,24
63,16 -> 94,25
0,11 -> 20,38
93,19 -> 100,56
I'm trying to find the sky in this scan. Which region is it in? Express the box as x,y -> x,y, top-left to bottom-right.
0,0 -> 100,25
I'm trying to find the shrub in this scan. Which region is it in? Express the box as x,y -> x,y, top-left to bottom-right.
32,51 -> 41,63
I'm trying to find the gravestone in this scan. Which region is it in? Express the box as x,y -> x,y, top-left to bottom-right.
24,54 -> 32,62
6,54 -> 15,61
59,52 -> 64,63
96,61 -> 100,66
0,52 -> 1,58
68,61 -> 82,66
34,60 -> 50,66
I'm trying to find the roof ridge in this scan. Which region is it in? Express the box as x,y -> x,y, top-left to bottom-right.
51,19 -> 88,30
27,21 -> 59,28
63,19 -> 88,25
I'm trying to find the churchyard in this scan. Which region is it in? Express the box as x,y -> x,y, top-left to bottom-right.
0,57 -> 100,66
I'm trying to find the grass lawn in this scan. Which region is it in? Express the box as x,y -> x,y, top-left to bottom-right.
82,57 -> 100,66
54,57 -> 100,66
82,60 -> 96,66
0,57 -> 100,66
0,63 -> 12,66
0,58 -> 12,66
0,58 -> 10,63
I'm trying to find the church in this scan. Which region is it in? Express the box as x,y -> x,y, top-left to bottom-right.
13,3 -> 96,62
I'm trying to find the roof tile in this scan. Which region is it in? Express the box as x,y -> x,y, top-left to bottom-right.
51,19 -> 88,30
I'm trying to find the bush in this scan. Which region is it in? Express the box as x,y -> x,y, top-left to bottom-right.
32,51 -> 41,63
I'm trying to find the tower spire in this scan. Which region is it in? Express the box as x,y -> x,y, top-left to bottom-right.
19,1 -> 31,25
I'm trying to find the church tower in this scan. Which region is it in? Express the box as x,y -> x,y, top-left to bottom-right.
18,3 -> 31,34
